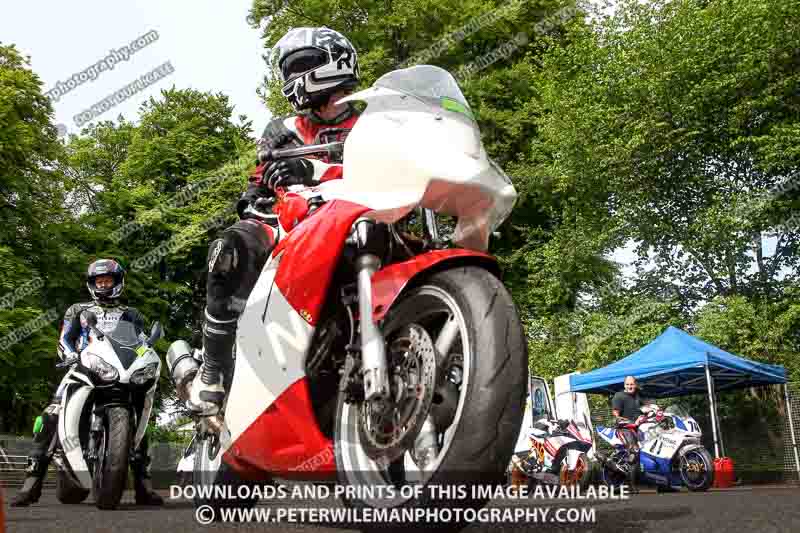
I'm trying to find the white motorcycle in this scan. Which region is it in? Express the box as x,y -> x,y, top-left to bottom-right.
596,404 -> 714,491
52,313 -> 163,509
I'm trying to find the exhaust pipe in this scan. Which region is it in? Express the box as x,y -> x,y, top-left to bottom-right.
166,340 -> 201,401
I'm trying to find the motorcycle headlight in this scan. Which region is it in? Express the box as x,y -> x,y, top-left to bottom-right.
131,362 -> 159,385
83,352 -> 119,382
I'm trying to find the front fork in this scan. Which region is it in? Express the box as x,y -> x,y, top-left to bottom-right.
354,252 -> 390,401
351,218 -> 439,464
86,412 -> 103,470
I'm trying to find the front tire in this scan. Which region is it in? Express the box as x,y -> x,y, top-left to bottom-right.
93,407 -> 131,510
679,447 -> 714,492
335,266 -> 528,512
560,452 -> 592,490
192,435 -> 259,517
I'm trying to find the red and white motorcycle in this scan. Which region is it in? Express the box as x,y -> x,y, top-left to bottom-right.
167,65 -> 527,512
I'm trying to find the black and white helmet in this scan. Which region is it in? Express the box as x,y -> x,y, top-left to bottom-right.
269,27 -> 359,111
86,258 -> 125,303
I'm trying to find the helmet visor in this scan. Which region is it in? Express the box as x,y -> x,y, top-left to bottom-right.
280,48 -> 328,82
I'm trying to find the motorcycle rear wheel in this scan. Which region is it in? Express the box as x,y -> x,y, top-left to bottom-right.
334,266 -> 528,514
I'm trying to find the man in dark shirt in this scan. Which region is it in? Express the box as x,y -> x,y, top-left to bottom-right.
612,376 -> 647,422
611,376 -> 652,491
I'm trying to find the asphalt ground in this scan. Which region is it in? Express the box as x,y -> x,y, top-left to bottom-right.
4,485 -> 799,533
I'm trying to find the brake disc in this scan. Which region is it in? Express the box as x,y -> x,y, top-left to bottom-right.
357,323 -> 437,465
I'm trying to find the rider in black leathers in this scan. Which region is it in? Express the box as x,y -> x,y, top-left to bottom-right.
11,259 -> 164,507
187,27 -> 361,416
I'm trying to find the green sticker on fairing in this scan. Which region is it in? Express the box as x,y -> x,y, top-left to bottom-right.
441,96 -> 475,121
136,346 -> 149,357
33,415 -> 43,434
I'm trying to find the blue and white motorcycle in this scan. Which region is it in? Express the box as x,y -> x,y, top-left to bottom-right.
595,404 -> 714,492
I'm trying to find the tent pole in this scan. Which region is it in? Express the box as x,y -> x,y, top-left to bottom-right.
714,388 -> 726,457
705,365 -> 721,458
783,384 -> 800,482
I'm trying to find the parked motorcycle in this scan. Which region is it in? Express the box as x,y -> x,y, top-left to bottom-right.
51,313 -> 163,509
167,65 -> 528,514
511,417 -> 594,490
595,404 -> 714,491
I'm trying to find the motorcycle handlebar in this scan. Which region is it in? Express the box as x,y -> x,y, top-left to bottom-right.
258,142 -> 344,164
242,204 -> 279,224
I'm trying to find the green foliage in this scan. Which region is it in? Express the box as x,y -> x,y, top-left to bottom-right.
0,43 -> 69,433
147,418 -> 193,444
535,0 -> 800,308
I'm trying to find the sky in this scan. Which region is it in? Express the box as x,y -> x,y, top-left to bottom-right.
1,0 -> 269,138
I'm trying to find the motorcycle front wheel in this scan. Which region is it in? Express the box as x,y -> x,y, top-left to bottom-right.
560,452 -> 592,490
192,433 -> 259,516
679,447 -> 714,491
334,266 -> 528,513
93,406 -> 131,510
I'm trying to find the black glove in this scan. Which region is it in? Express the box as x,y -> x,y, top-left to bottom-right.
264,159 -> 316,191
58,354 -> 79,368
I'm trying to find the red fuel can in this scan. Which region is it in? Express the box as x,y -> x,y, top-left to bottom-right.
713,457 -> 735,488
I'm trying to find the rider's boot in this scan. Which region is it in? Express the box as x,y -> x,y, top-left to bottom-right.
131,438 -> 164,506
627,447 -> 640,494
11,411 -> 58,507
187,310 -> 236,416
10,459 -> 49,507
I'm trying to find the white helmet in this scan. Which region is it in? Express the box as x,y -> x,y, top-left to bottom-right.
269,27 -> 359,111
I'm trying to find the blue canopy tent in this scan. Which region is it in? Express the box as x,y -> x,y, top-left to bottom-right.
568,327 -> 800,476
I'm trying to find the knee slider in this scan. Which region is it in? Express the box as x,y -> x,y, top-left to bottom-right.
207,236 -> 238,274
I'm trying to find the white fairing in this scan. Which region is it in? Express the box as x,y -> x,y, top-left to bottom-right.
323,65 -> 517,251
58,381 -> 93,489
565,448 -> 583,470
639,411 -> 703,460
554,373 -> 595,454
221,252 -> 314,453
178,453 -> 194,473
640,426 -> 691,460
597,427 -> 624,448
80,335 -> 162,386
514,392 -> 534,453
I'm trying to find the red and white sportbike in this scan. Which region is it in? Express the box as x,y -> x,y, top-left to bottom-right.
167,65 -> 528,512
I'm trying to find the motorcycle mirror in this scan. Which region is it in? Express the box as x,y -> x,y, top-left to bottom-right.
84,312 -> 104,340
148,321 -> 163,345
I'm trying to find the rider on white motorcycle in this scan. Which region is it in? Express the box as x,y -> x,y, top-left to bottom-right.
188,27 -> 361,416
11,259 -> 163,507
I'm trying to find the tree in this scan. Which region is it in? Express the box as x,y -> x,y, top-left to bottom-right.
534,0 -> 800,310
0,44 -> 70,432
